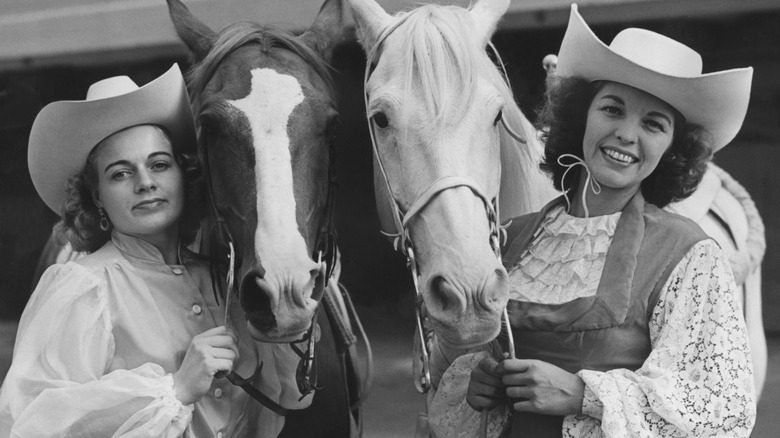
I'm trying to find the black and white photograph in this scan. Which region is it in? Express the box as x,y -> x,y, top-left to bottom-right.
0,0 -> 778,436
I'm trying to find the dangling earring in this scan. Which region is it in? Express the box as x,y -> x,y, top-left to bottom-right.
98,207 -> 110,231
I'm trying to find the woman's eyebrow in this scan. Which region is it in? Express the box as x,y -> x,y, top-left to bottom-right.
104,152 -> 173,173
599,95 -> 672,124
104,160 -> 131,173
148,151 -> 174,160
598,95 -> 625,105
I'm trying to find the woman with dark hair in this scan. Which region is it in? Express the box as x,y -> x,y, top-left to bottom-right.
538,76 -> 713,209
427,5 -> 756,437
0,65 -> 313,437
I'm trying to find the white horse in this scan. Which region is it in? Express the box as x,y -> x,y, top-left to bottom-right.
349,0 -> 557,357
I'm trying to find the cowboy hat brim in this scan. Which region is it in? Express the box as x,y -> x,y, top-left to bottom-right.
28,64 -> 196,215
555,4 -> 752,152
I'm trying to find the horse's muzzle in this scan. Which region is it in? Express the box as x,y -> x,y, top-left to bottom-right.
238,263 -> 325,341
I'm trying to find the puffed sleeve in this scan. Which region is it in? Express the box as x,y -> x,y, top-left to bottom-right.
0,263 -> 193,438
571,240 -> 756,437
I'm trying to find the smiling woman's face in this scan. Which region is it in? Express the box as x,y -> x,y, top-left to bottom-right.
92,125 -> 184,242
582,81 -> 676,195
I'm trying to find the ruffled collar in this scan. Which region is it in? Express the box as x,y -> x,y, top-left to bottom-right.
111,231 -> 184,267
543,205 -> 621,238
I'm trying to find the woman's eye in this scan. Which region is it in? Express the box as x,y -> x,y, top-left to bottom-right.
152,161 -> 171,171
601,105 -> 621,115
111,170 -> 131,181
644,119 -> 667,132
493,110 -> 503,126
371,112 -> 389,129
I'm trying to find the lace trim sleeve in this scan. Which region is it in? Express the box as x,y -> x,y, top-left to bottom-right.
571,240 -> 756,437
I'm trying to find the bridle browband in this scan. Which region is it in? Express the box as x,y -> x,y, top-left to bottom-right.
199,96 -> 339,415
363,14 -> 520,393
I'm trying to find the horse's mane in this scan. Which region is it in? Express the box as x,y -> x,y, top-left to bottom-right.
185,21 -> 336,111
498,103 -> 557,220
393,5 -> 511,127
390,4 -> 557,218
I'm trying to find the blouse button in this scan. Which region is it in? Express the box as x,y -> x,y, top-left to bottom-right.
172,267 -> 183,275
192,304 -> 202,315
214,388 -> 223,398
217,432 -> 224,438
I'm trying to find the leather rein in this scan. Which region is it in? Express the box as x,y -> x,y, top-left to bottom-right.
200,120 -> 338,415
363,17 -> 520,393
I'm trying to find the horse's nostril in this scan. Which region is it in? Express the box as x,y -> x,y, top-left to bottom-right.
481,268 -> 508,311
310,266 -> 326,302
428,275 -> 459,313
239,272 -> 275,332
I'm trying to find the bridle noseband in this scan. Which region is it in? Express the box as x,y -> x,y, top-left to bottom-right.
363,15 -> 520,393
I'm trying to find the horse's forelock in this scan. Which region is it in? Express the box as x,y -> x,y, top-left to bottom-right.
185,22 -> 336,116
393,5 -> 507,129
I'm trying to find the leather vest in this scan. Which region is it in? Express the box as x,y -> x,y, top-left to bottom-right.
501,193 -> 708,437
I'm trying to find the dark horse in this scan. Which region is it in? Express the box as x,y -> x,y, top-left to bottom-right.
167,0 -> 368,435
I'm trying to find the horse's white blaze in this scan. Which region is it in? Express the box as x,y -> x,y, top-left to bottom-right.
228,68 -> 311,280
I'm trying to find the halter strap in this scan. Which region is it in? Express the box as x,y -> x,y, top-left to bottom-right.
363,15 -> 411,245
224,365 -> 289,416
404,176 -> 496,230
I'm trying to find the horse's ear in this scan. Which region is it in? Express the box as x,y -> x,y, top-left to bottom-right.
298,0 -> 346,62
469,0 -> 510,46
166,0 -> 216,60
347,0 -> 391,53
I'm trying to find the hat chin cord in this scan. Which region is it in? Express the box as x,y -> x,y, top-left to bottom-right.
557,154 -> 602,218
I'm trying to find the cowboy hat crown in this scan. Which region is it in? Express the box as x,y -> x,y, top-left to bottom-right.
86,76 -> 141,100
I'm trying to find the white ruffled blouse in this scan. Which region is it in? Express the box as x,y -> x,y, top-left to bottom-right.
0,231 -> 312,438
428,206 -> 756,437
509,206 -> 620,304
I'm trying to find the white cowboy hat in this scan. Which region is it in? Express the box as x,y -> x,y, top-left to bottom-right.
28,63 -> 196,214
555,4 -> 752,152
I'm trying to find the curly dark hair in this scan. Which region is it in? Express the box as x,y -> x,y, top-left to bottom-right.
60,126 -> 203,252
535,76 -> 713,208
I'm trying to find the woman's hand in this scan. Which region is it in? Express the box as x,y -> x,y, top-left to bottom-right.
466,356 -> 506,411
173,326 -> 239,405
497,359 -> 585,416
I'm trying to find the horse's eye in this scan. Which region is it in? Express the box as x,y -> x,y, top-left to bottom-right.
372,112 -> 389,129
494,110 -> 503,126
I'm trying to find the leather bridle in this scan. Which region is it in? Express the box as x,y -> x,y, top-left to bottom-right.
362,15 -> 519,393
